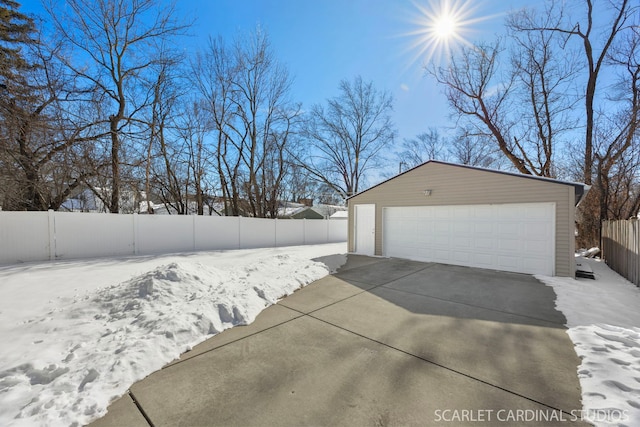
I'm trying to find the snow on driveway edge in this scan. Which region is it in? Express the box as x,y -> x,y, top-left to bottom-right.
536,258 -> 640,427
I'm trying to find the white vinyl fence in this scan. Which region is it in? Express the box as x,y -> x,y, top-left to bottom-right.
0,210 -> 347,265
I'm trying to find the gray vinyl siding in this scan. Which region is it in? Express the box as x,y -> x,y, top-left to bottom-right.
348,162 -> 576,276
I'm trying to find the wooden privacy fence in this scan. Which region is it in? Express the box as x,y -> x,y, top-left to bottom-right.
601,219 -> 640,287
0,210 -> 347,265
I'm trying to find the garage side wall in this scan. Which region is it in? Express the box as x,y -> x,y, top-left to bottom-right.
348,162 -> 575,276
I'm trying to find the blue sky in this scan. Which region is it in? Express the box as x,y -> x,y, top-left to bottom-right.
175,0 -> 533,141
21,0 -> 538,143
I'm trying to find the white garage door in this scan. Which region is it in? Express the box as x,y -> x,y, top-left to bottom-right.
383,203 -> 555,275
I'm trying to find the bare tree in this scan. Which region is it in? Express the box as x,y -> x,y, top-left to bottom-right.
449,128 -> 501,168
428,30 -> 575,179
191,36 -> 242,215
428,41 -> 533,174
509,0 -> 637,185
507,7 -> 580,178
397,128 -> 450,170
191,29 -> 299,217
145,55 -> 189,215
232,29 -> 300,218
593,26 -> 640,224
48,0 -> 188,212
280,163 -> 319,206
300,75 -> 396,198
174,100 -> 215,215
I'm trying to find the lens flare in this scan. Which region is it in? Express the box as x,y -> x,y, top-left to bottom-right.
402,0 -> 497,67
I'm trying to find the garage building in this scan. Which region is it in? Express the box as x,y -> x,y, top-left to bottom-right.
347,161 -> 587,277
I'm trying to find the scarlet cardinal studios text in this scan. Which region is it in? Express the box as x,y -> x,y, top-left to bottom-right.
433,409 -> 628,423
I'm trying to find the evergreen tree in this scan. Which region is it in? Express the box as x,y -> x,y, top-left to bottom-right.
0,0 -> 36,93
0,0 -> 42,210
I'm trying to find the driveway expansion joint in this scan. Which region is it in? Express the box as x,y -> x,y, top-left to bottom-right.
128,390 -> 155,427
335,263 -> 436,289
307,313 -> 574,417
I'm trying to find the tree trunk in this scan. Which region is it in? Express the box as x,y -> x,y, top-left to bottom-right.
109,116 -> 120,213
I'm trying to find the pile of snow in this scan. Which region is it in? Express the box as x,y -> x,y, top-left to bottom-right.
536,257 -> 640,427
0,243 -> 346,427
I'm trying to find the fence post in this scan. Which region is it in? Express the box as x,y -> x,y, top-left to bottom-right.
303,218 -> 306,245
133,213 -> 139,255
192,215 -> 197,251
47,209 -> 55,261
326,219 -> 330,243
274,218 -> 278,247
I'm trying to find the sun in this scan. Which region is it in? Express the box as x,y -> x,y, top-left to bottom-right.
433,13 -> 457,40
402,0 -> 494,67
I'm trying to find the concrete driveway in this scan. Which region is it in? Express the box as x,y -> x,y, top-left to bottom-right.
91,256 -> 587,426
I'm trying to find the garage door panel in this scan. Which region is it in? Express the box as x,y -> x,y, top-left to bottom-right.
433,226 -> 453,236
453,222 -> 472,233
452,236 -> 471,249
401,220 -> 418,235
471,252 -> 492,266
527,204 -> 551,219
475,235 -> 495,246
525,240 -> 548,252
417,206 -> 433,218
417,247 -> 432,257
417,221 -> 434,235
383,203 -> 554,275
474,206 -> 493,219
473,223 -> 494,235
453,206 -> 472,218
524,257 -> 548,272
498,238 -> 520,251
453,251 -> 471,263
526,222 -> 549,236
498,223 -> 519,235
386,222 -> 402,236
434,249 -> 451,261
434,208 -> 450,219
431,235 -> 450,246
402,207 -> 418,218
393,246 -> 414,258
497,255 -> 520,270
498,205 -> 521,220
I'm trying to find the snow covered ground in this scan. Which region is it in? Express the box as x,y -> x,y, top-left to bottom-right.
537,257 -> 640,427
0,243 -> 347,427
2,243 -> 638,427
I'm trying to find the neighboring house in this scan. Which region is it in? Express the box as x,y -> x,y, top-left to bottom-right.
138,200 -> 226,216
278,202 -> 347,219
61,187 -> 142,213
278,202 -> 307,218
329,211 -> 348,220
290,207 -> 325,220
313,204 -> 347,219
60,189 -> 100,212
347,160 -> 588,277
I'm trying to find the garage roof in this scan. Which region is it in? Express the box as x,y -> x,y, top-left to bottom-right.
349,160 -> 589,205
